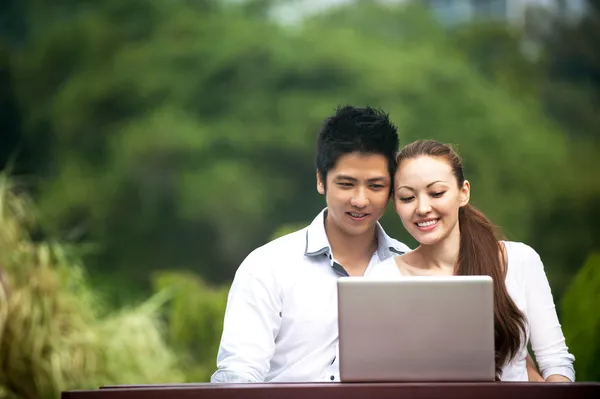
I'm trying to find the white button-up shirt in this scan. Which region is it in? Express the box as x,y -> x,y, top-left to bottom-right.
211,208 -> 411,383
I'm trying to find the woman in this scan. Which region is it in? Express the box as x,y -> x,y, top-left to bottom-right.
380,139 -> 575,382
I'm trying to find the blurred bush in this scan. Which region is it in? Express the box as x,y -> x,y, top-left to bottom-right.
561,252 -> 600,381
152,271 -> 229,382
0,173 -> 184,399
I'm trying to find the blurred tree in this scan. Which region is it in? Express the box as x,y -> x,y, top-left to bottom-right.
538,0 -> 600,140
0,0 -> 27,44
528,139 -> 600,298
524,0 -> 600,296
9,0 -> 323,303
440,1 -> 600,295
2,0 -> 579,306
448,22 -> 542,96
0,42 -> 25,172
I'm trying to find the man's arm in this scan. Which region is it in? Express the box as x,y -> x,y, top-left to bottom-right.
211,255 -> 283,383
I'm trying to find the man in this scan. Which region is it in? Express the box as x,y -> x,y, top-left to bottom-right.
211,105 -> 411,383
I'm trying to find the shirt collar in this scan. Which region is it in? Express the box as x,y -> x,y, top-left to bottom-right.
304,208 -> 403,261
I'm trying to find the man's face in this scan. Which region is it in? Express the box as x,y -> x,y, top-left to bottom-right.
317,152 -> 391,238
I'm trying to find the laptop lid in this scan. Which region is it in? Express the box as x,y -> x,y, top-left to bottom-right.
337,276 -> 495,382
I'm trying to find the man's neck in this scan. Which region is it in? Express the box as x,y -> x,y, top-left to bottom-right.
324,219 -> 378,276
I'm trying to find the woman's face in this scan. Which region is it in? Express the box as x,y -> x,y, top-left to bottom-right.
393,155 -> 470,246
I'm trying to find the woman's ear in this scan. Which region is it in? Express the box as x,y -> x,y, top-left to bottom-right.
460,180 -> 471,207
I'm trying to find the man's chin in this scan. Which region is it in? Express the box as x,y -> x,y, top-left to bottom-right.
342,223 -> 377,237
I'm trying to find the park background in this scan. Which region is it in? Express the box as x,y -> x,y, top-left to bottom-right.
0,0 -> 599,398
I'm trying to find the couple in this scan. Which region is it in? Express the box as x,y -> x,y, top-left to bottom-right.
211,105 -> 575,383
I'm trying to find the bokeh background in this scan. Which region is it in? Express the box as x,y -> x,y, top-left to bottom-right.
1,0 -> 599,397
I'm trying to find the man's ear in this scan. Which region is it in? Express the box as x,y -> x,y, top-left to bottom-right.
316,170 -> 325,195
460,180 -> 471,207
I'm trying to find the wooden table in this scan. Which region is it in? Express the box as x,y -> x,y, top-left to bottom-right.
61,382 -> 600,399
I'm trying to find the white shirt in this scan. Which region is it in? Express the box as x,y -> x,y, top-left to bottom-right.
371,240 -> 576,382
211,208 -> 411,383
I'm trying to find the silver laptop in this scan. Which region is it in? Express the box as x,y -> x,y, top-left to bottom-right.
337,276 -> 495,382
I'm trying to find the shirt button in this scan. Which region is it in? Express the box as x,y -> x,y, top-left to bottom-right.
330,375 -> 335,381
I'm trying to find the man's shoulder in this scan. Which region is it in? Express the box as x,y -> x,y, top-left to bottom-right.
376,221 -> 412,257
238,226 -> 309,273
253,227 -> 309,257
385,236 -> 412,256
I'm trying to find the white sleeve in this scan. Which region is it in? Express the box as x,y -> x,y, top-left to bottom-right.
522,244 -> 576,381
210,253 -> 282,383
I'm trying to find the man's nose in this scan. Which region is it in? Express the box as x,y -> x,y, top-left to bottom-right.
350,188 -> 369,208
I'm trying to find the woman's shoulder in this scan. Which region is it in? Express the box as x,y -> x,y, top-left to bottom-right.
501,240 -> 541,260
501,241 -> 546,279
371,255 -> 402,277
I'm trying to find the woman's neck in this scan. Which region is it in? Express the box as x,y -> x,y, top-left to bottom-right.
416,224 -> 461,273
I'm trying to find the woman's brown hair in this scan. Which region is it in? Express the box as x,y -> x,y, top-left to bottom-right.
396,139 -> 526,379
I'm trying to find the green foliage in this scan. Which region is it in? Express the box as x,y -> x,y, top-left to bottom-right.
561,252 -> 600,381
448,22 -> 542,96
442,5 -> 600,295
270,222 -> 309,241
0,173 -> 184,399
527,137 -> 600,297
152,271 -> 229,382
6,1 -> 573,298
537,0 -> 600,140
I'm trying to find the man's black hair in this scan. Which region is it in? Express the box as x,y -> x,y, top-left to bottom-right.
316,105 -> 399,192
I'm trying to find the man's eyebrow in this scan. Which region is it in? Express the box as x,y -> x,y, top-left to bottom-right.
367,177 -> 388,182
334,175 -> 389,183
334,175 -> 357,182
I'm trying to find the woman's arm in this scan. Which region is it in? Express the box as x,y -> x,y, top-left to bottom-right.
546,374 -> 572,382
526,353 -> 544,382
521,244 -> 575,382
